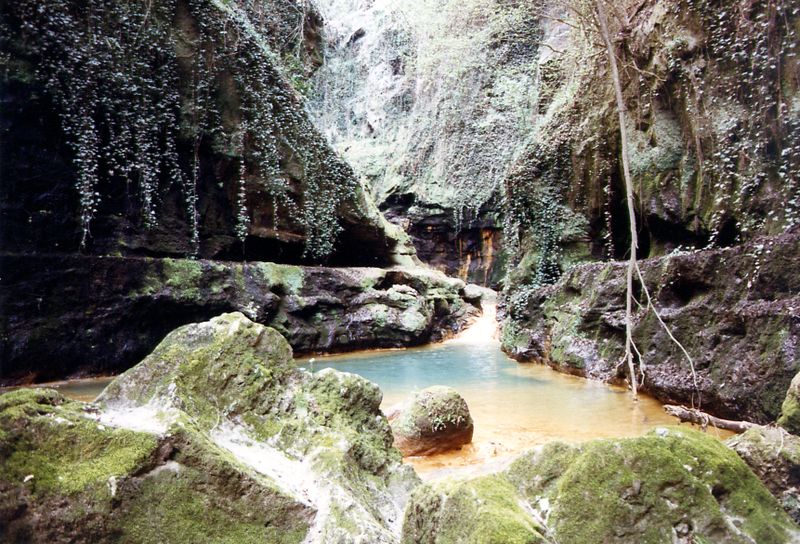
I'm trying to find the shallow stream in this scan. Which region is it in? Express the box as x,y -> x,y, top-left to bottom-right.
10,308 -> 730,479
297,337 -> 693,478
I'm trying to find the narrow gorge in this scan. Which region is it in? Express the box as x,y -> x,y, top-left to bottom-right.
1,0 -> 799,542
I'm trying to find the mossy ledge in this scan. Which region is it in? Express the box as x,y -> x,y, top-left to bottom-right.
0,254 -> 480,385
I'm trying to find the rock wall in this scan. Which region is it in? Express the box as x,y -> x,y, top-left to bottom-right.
0,254 -> 479,385
306,0 -> 544,286
502,227 -> 800,423
0,0 -> 413,265
0,0 -> 493,385
498,0 -> 800,422
502,0 -> 800,286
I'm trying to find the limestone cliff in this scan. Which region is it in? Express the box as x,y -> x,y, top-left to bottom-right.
499,0 -> 799,422
0,0 -> 412,265
307,0 -> 544,286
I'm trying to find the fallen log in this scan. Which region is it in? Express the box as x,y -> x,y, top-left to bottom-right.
663,404 -> 758,434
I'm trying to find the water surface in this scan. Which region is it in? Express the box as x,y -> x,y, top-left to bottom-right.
298,339 -> 700,477
7,311 -> 729,479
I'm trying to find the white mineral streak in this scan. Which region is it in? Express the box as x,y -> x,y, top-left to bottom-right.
91,400 -> 177,435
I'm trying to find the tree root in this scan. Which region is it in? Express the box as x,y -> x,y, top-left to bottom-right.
664,404 -> 758,433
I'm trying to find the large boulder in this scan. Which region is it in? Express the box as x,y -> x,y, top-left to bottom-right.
0,388 -> 313,544
779,372 -> 800,435
403,427 -> 800,543
402,474 -> 546,544
389,386 -> 474,457
503,228 -> 800,424
1,313 -> 419,543
728,426 -> 800,523
0,255 -> 479,384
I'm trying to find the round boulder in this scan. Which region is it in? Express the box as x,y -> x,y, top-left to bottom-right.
388,386 -> 474,456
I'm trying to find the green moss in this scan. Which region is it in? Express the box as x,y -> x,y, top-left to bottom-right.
407,427 -> 797,543
507,441 -> 579,499
550,428 -> 796,544
250,262 -> 304,294
305,369 -> 398,473
778,372 -> 800,435
0,389 -> 158,497
395,386 -> 471,437
98,313 -> 294,430
402,474 -> 545,544
120,464 -> 307,544
163,258 -> 204,292
365,303 -> 390,328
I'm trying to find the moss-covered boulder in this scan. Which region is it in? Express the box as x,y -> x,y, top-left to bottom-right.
402,427 -> 800,544
2,313 -> 420,543
402,474 -> 547,544
778,372 -> 800,435
0,388 -> 312,544
389,386 -> 474,457
728,426 -> 800,523
96,312 -> 295,430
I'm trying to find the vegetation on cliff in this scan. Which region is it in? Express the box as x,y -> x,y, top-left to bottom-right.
0,0 -> 407,262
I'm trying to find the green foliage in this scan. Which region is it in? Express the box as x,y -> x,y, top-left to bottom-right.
4,0 -> 357,258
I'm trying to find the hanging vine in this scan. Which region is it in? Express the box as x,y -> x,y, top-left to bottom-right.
5,0 -> 357,258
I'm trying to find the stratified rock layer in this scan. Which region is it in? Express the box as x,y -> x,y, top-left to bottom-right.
502,228 -> 800,423
0,255 -> 479,384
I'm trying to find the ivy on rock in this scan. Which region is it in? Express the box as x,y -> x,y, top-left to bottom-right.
4,0 -> 358,259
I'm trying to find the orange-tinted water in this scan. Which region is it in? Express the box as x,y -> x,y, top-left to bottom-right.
6,308 -> 732,480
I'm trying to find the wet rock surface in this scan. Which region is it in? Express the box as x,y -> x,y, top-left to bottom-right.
382,200 -> 505,290
502,228 -> 800,424
1,312 -> 419,543
388,386 -> 474,457
0,255 -> 479,385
